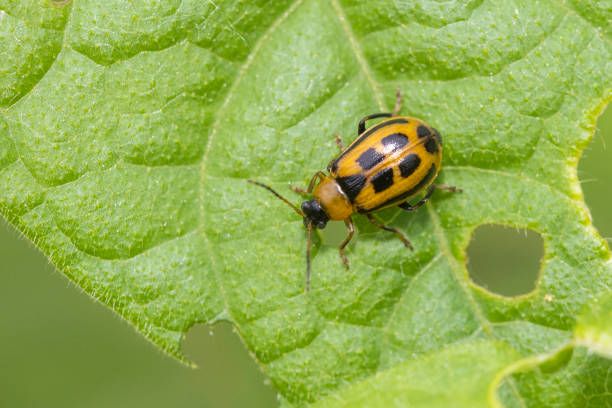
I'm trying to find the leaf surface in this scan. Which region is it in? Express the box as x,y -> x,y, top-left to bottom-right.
0,0 -> 610,405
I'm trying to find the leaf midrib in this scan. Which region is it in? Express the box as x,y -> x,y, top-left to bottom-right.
330,0 -> 386,111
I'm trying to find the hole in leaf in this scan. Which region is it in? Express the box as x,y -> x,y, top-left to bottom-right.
467,225 -> 543,296
579,105 -> 612,242
182,322 -> 277,406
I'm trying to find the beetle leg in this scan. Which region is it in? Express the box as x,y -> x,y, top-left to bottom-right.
434,183 -> 463,193
392,88 -> 402,116
397,185 -> 435,212
357,112 -> 393,135
338,218 -> 355,269
307,171 -> 327,193
334,134 -> 345,152
398,184 -> 462,212
291,185 -> 309,197
366,214 -> 413,250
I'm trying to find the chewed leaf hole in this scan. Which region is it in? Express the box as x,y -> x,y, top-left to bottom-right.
182,322 -> 277,405
467,225 -> 543,296
578,105 -> 612,241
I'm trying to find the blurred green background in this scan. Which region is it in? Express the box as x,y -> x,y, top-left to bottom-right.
0,107 -> 610,407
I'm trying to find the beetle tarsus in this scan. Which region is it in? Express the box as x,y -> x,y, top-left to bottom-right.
435,184 -> 462,193
291,185 -> 309,196
334,134 -> 345,152
392,88 -> 402,116
338,218 -> 355,269
366,214 -> 414,251
339,252 -> 350,269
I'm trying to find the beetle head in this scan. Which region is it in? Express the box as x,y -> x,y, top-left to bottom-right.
301,199 -> 329,229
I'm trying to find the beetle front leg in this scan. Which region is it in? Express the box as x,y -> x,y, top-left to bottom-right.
290,185 -> 309,197
291,171 -> 327,196
306,171 -> 326,193
338,218 -> 355,269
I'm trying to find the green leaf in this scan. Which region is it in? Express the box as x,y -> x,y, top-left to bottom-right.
0,0 -> 610,405
485,292 -> 612,408
314,340 -> 521,408
575,291 -> 612,359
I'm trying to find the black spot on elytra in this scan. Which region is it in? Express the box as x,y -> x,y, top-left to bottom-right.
399,153 -> 421,177
401,164 -> 436,199
371,168 -> 394,192
381,133 -> 409,151
425,138 -> 438,153
336,118 -> 411,164
337,174 -> 366,202
417,125 -> 431,138
356,148 -> 385,170
367,164 -> 437,212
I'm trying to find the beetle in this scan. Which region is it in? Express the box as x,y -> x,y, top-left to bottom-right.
249,91 -> 460,290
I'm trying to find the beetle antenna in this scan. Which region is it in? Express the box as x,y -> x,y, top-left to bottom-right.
305,221 -> 313,292
248,180 -> 304,217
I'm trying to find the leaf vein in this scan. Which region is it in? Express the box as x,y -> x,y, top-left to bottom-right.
330,0 -> 386,111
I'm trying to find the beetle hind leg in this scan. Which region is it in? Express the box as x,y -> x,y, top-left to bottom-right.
357,112 -> 393,135
365,214 -> 413,250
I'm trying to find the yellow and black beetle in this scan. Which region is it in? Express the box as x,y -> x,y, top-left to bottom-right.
249,91 -> 459,290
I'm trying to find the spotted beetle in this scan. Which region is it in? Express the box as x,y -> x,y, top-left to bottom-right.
249,91 -> 460,290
